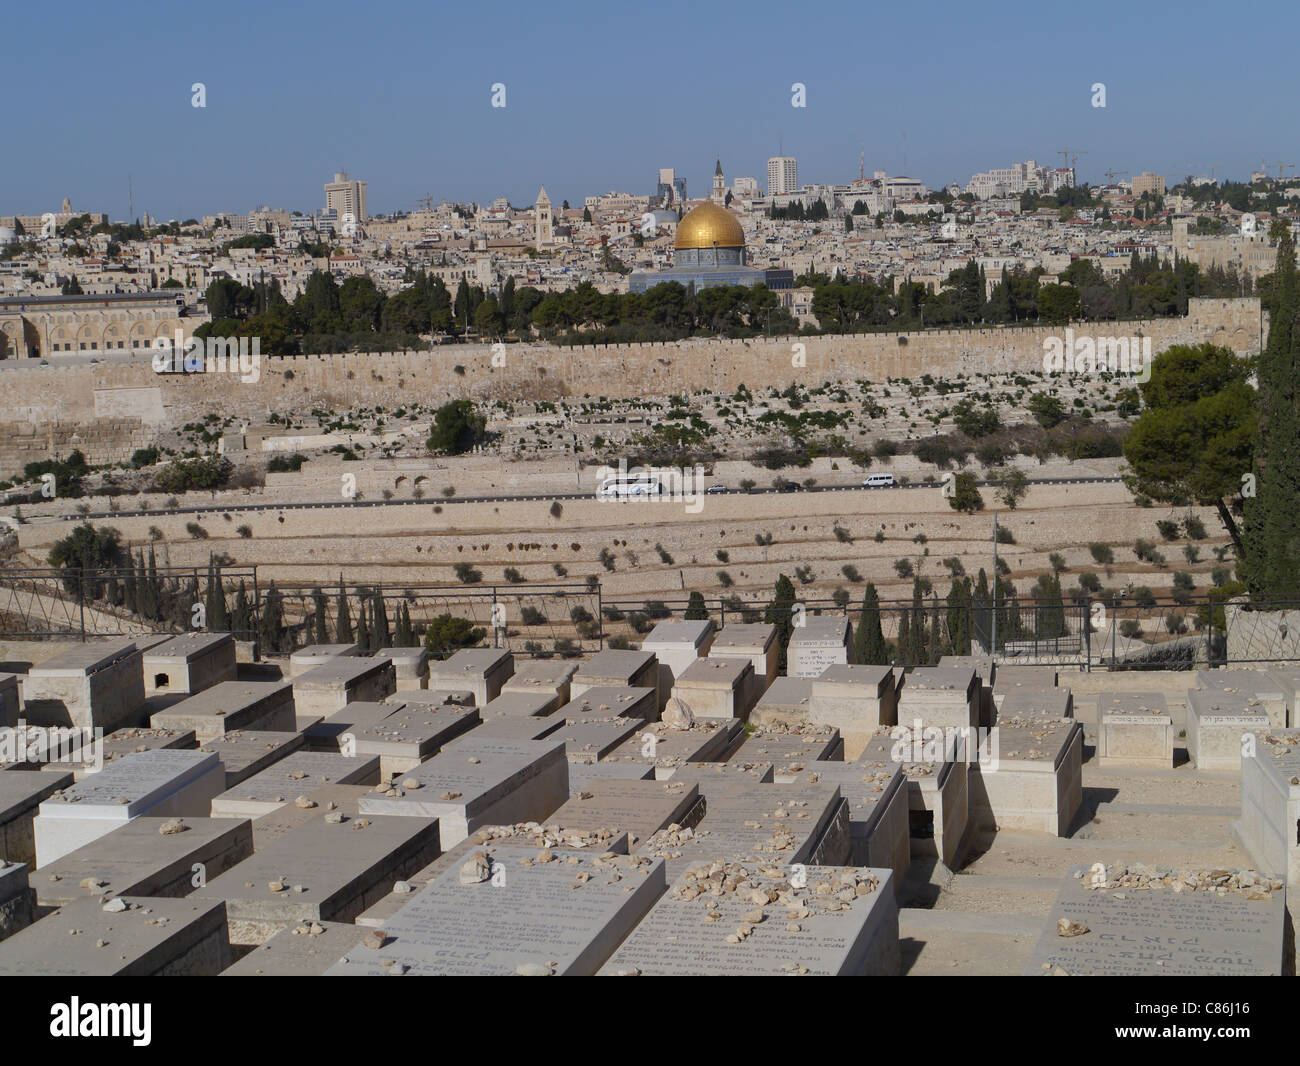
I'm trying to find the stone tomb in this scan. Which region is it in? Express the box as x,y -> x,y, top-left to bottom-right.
970,691 -> 1083,836
0,674 -> 19,729
787,760 -> 909,894
22,639 -> 145,733
601,862 -> 899,976
327,848 -> 666,976
500,660 -> 578,715
1097,692 -> 1174,768
243,784 -> 374,851
0,770 -> 74,866
572,650 -> 662,711
640,619 -> 715,698
859,731 -> 970,869
545,777 -> 700,845
93,727 -> 195,778
603,719 -> 745,779
0,861 -> 33,941
36,816 -> 254,906
785,615 -> 850,679
373,647 -> 430,691
291,658 -> 396,719
303,701 -> 399,753
1196,669 -> 1287,728
426,648 -> 514,707
750,676 -> 814,727
0,895 -> 232,975
34,750 -> 225,867
357,736 -> 568,847
558,684 -> 657,722
287,643 -> 358,679
221,920 -> 368,976
729,723 -> 842,782
199,730 -> 307,789
809,665 -> 898,757
898,666 -> 979,733
1236,729 -> 1300,886
472,713 -> 567,742
142,633 -> 237,698
152,680 -> 296,742
1024,865 -> 1286,976
1185,688 -> 1270,772
709,623 -> 779,700
671,657 -> 756,721
209,751 -> 379,819
566,760 -> 656,794
479,691 -> 556,721
553,715 -> 644,764
636,780 -> 849,884
351,703 -> 480,778
1265,668 -> 1300,727
938,655 -> 996,727
195,812 -> 440,944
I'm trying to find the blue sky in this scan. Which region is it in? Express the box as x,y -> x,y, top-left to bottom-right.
6,0 -> 1297,220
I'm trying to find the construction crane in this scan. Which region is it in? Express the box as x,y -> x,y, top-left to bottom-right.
1059,148 -> 1087,170
416,194 -> 437,213
1274,161 -> 1296,179
1104,168 -> 1127,184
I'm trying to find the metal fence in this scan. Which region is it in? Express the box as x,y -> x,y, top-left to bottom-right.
2,564 -> 1297,668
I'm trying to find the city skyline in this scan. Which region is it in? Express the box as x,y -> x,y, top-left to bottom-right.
6,0 -> 1298,220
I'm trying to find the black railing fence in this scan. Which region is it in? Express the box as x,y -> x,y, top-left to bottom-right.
3,565 -> 1297,668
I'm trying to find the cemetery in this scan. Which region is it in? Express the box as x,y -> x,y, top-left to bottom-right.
0,632 -> 1292,978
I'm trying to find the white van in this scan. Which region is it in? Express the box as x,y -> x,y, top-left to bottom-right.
863,473 -> 896,488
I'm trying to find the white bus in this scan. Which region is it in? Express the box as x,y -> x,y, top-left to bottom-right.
596,472 -> 663,499
863,473 -> 896,488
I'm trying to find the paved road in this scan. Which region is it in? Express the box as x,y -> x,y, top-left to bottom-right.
40,475 -> 1125,521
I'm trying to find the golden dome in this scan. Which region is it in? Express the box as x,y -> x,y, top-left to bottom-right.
674,202 -> 745,250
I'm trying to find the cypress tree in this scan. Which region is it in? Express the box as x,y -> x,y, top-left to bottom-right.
232,581 -> 251,641
312,588 -> 329,644
897,607 -> 911,663
946,577 -> 972,655
395,602 -> 413,647
910,579 -> 926,663
1244,226 -> 1300,600
373,593 -> 390,650
123,556 -> 137,617
852,583 -> 888,665
336,592 -> 353,644
206,558 -> 230,632
763,574 -> 798,674
259,582 -> 285,654
684,590 -> 708,621
356,596 -> 370,653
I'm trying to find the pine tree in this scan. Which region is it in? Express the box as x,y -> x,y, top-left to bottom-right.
1244,226 -> 1300,600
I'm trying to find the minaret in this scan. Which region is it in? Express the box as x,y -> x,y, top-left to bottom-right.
712,159 -> 725,203
534,186 -> 553,248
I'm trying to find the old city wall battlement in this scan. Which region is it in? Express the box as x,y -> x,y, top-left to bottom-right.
0,297 -> 1263,470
